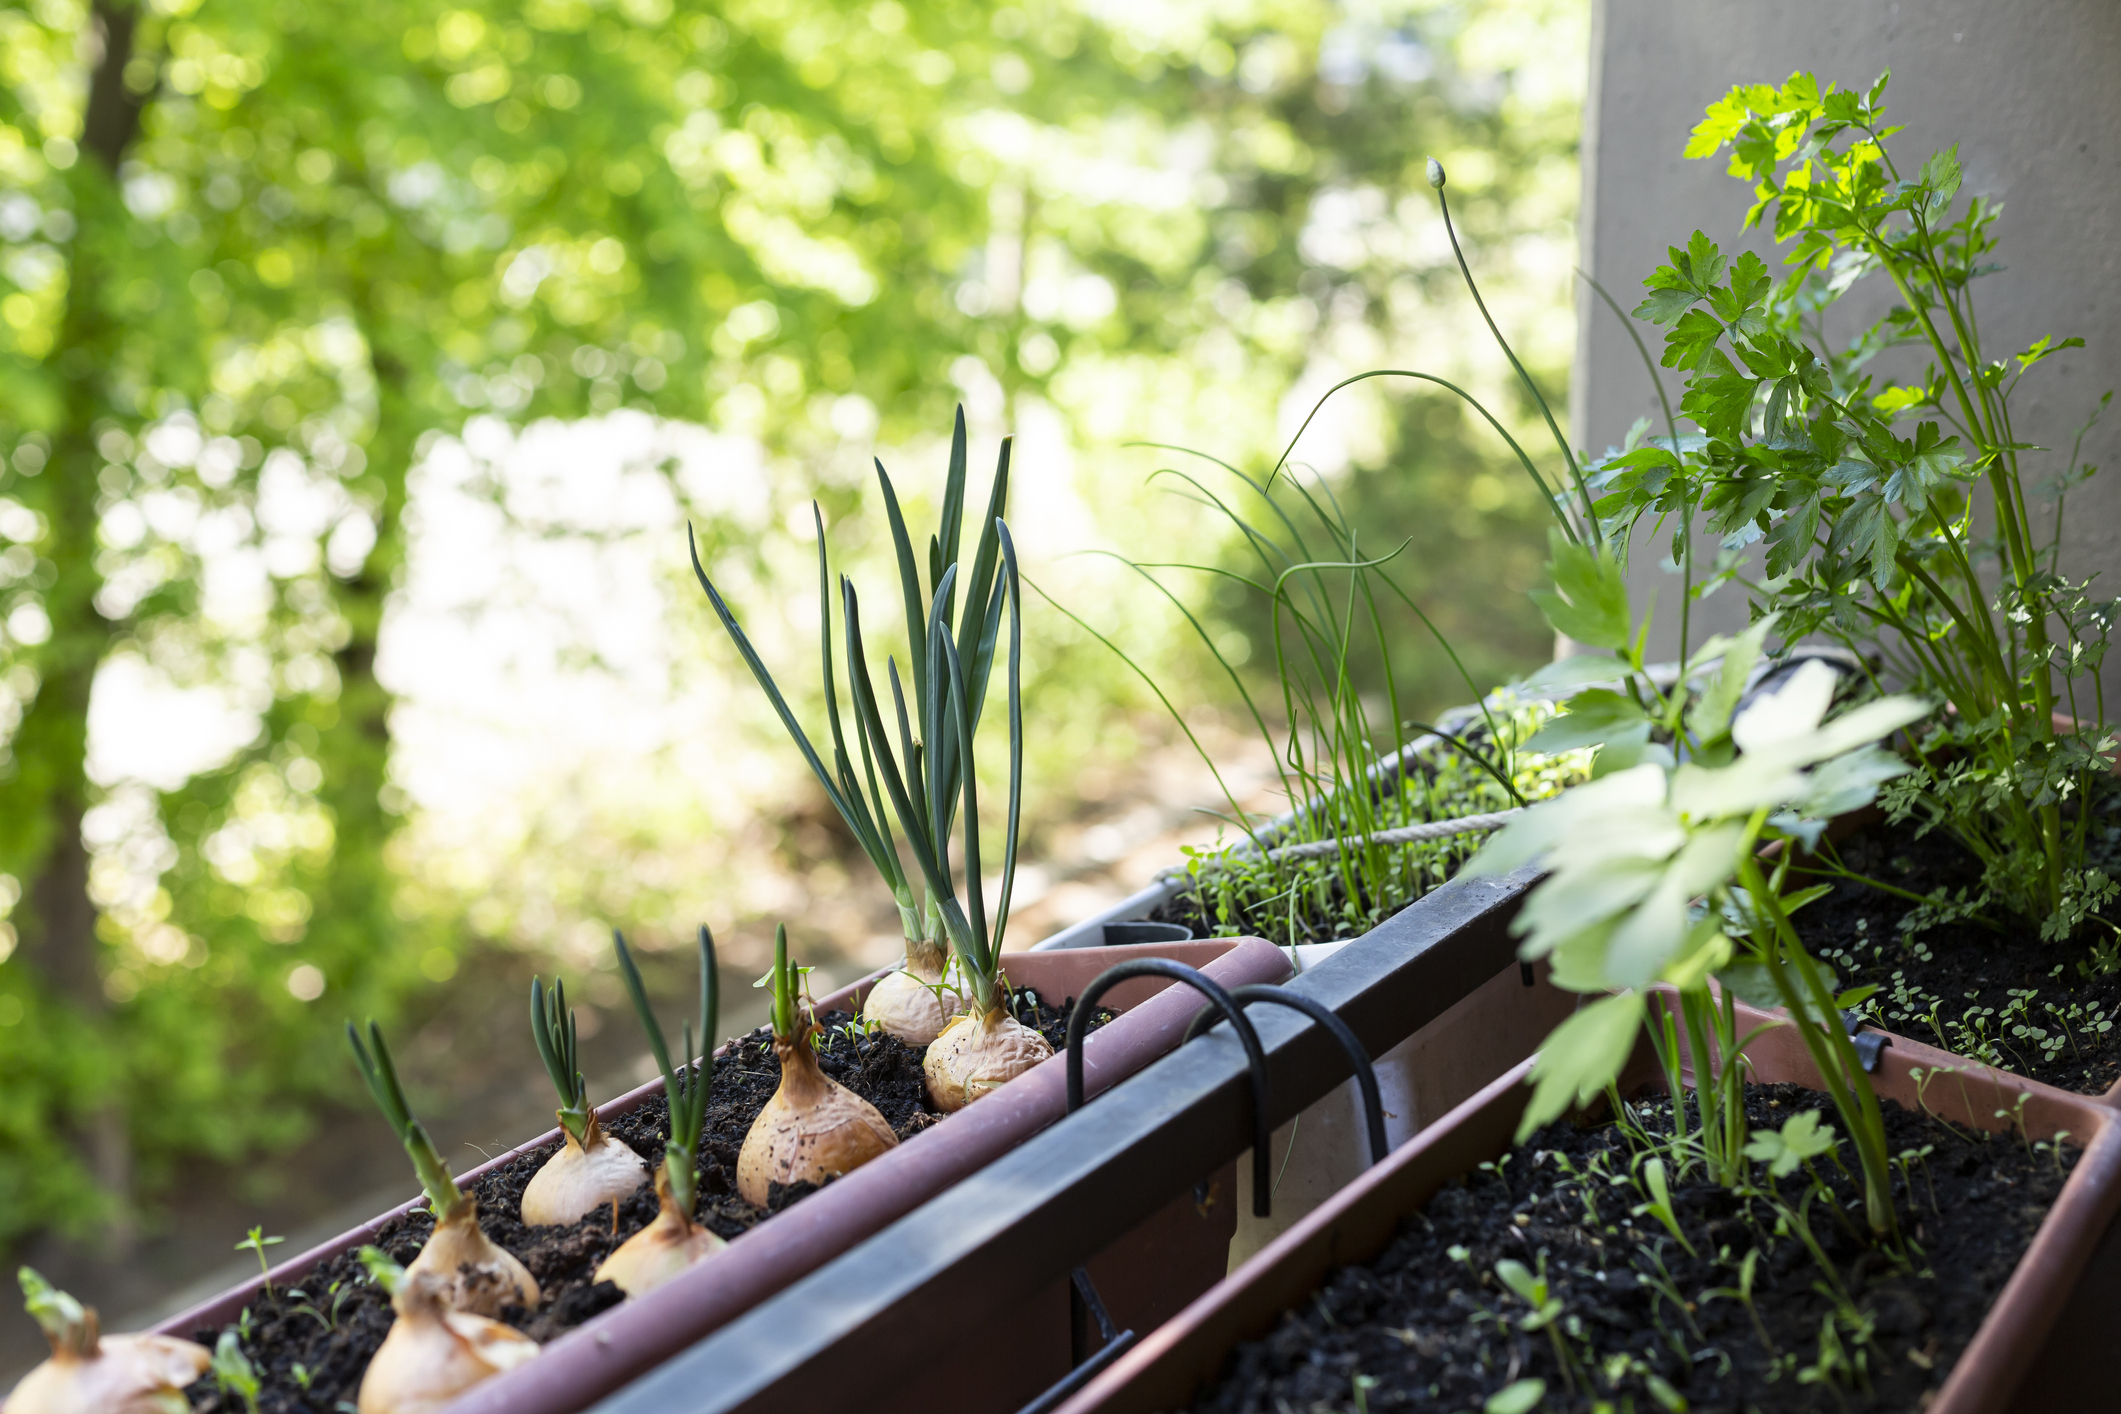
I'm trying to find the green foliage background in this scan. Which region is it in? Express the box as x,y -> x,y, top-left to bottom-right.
0,0 -> 1582,1246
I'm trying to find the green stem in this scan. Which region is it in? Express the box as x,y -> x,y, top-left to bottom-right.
1735,848 -> 1897,1240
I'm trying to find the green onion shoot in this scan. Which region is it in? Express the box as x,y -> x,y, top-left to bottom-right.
736,923 -> 897,1205
347,1020 -> 538,1315
593,926 -> 726,1296
689,408 -> 1011,1046
844,517 -> 1052,1109
519,974 -> 648,1226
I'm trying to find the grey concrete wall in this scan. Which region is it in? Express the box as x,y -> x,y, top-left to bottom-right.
1575,0 -> 2121,692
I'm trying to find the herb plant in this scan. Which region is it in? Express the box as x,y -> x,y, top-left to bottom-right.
346,1021 -> 537,1315
1054,161 -> 1606,948
1593,71 -> 2117,941
691,407 -> 1010,1047
594,927 -> 725,1296
736,922 -> 896,1205
519,973 -> 649,1227
1473,544 -> 1930,1236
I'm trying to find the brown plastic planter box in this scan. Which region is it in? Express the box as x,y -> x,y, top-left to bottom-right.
1053,996 -> 2121,1414
589,864 -> 1573,1414
148,937 -> 1290,1414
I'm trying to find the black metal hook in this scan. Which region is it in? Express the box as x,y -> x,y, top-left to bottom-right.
1182,982 -> 1388,1169
1065,957 -> 1274,1218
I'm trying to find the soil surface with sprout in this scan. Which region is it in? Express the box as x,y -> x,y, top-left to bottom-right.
1192,1083 -> 2072,1414
1790,803 -> 2121,1095
183,992 -> 1110,1414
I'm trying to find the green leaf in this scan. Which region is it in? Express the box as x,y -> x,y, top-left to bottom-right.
1518,992 -> 1644,1140
1520,653 -> 1627,692
1494,1259 -> 1539,1303
1689,615 -> 1775,743
1634,284 -> 1701,326
1919,144 -> 1962,212
1485,1379 -> 1548,1414
1663,308 -> 1727,371
1523,689 -> 1650,754
1530,530 -> 1632,650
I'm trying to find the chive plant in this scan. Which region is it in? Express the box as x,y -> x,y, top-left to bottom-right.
1044,161 -> 1606,947
841,517 -> 1047,1109
594,927 -> 725,1296
691,408 -> 1011,1046
737,923 -> 896,1204
8,1268 -> 210,1414
519,974 -> 648,1227
347,1021 -> 538,1315
353,1247 -> 538,1414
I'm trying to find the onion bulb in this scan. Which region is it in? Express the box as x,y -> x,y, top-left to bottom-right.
4,1269 -> 208,1414
524,974 -> 649,1226
592,1167 -> 726,1296
600,925 -> 725,1297
861,937 -> 963,1047
737,1023 -> 897,1205
923,1005 -> 1053,1112
356,1259 -> 539,1414
520,1116 -> 647,1227
406,1199 -> 539,1317
348,1020 -> 539,1318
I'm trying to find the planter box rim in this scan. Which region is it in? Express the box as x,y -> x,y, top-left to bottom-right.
1054,995 -> 2121,1414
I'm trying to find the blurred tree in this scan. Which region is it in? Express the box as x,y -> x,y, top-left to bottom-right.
0,0 -> 1582,1248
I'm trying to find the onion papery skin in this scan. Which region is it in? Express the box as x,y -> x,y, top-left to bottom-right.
406,1202 -> 539,1316
2,1332 -> 209,1414
593,1176 -> 725,1297
357,1271 -> 539,1414
736,1031 -> 897,1206
520,1122 -> 648,1227
865,962 -> 958,1051
922,1006 -> 1053,1112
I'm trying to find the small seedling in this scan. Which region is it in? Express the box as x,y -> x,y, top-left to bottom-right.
234,1226 -> 285,1300
211,1330 -> 261,1414
1483,1378 -> 1545,1414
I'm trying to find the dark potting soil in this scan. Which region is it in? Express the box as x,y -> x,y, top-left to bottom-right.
1792,810 -> 2121,1094
1194,1083 -> 2074,1414
184,994 -> 1112,1414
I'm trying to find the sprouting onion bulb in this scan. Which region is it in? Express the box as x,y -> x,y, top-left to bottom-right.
841,516 -> 1053,1110
355,1248 -> 538,1414
594,927 -> 727,1296
3,1268 -> 209,1414
737,924 -> 897,1205
347,1021 -> 538,1316
692,408 -> 1012,1050
520,974 -> 648,1226
860,930 -> 964,1047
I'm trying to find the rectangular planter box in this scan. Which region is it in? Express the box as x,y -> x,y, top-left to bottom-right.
1032,721 -> 1577,1266
587,863 -> 1564,1414
149,937 -> 1290,1414
1055,995 -> 2121,1414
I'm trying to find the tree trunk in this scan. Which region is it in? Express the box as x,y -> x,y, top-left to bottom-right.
10,0 -> 153,1244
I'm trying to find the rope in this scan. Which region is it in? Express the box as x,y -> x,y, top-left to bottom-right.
1159,805 -> 1525,880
